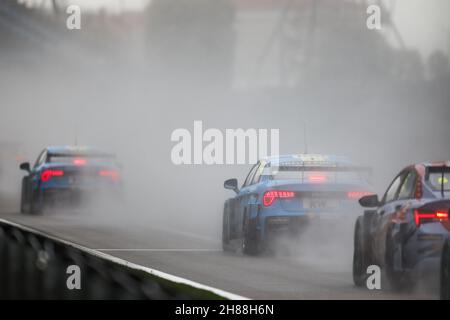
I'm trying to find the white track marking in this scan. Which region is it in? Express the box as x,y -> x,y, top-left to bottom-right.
47,213 -> 219,243
96,248 -> 222,252
0,218 -> 248,300
146,224 -> 219,243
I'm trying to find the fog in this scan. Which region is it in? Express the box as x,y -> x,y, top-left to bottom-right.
1,0 -> 449,263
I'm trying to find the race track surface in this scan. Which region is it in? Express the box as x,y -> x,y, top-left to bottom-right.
0,200 -> 438,300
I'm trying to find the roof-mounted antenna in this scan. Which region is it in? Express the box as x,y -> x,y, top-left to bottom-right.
303,122 -> 308,154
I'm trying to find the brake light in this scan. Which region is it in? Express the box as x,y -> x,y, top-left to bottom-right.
436,211 -> 449,219
73,158 -> 87,166
308,175 -> 327,183
347,191 -> 374,200
263,190 -> 295,207
99,170 -> 119,181
414,209 -> 449,226
41,170 -> 64,182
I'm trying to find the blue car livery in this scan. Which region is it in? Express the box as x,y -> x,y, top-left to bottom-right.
20,146 -> 122,214
222,154 -> 373,255
353,161 -> 450,291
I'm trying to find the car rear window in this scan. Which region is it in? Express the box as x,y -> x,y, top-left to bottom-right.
426,167 -> 450,192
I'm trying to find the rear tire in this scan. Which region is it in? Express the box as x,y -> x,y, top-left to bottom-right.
353,219 -> 370,287
222,203 -> 232,252
441,239 -> 450,300
385,226 -> 410,292
20,177 -> 29,214
242,214 -> 259,255
29,189 -> 43,215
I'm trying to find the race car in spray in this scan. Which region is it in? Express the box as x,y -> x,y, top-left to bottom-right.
353,162 -> 450,291
19,146 -> 122,214
222,154 -> 373,255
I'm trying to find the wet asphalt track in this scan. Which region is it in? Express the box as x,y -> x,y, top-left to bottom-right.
0,201 -> 438,300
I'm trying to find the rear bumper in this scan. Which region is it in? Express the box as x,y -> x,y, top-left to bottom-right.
412,257 -> 440,276
399,223 -> 448,283
264,215 -> 309,232
39,187 -> 122,206
408,257 -> 441,289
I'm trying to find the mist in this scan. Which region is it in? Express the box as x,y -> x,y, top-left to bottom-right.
1,0 -> 449,270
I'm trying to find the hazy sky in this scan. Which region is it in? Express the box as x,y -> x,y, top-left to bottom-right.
26,0 -> 450,59
393,0 -> 450,58
81,0 -> 449,59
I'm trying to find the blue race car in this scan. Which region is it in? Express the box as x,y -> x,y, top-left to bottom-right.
222,154 -> 373,255
19,146 -> 122,214
353,162 -> 450,291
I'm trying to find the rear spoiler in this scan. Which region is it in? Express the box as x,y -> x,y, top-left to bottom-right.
48,152 -> 116,159
276,166 -> 373,173
264,164 -> 373,184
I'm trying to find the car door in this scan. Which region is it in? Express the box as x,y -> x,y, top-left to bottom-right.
372,170 -> 408,264
246,161 -> 266,220
229,163 -> 259,240
30,149 -> 47,193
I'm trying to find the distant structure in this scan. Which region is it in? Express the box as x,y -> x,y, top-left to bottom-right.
231,0 -> 405,89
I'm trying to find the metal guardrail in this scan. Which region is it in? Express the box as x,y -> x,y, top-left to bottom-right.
0,219 -> 242,300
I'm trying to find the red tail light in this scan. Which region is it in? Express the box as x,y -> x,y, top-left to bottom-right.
263,190 -> 295,207
347,191 -> 374,200
99,170 -> 119,181
414,209 -> 449,226
308,175 -> 327,183
41,169 -> 64,182
73,158 -> 87,166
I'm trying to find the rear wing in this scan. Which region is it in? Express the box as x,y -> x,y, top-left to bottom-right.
276,165 -> 372,173
263,162 -> 373,184
48,152 -> 116,159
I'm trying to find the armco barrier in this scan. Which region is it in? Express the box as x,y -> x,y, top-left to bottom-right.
0,219 -> 246,300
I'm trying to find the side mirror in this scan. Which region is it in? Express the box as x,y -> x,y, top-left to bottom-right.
20,162 -> 31,173
224,178 -> 239,194
359,194 -> 380,208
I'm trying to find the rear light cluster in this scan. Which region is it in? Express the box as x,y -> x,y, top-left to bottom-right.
40,169 -> 120,182
73,158 -> 87,166
308,175 -> 327,183
414,209 -> 449,226
263,190 -> 295,207
347,191 -> 374,200
99,170 -> 120,181
41,170 -> 64,182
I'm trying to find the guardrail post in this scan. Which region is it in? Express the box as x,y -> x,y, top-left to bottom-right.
41,240 -> 65,299
0,226 -> 8,299
9,229 -> 26,299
